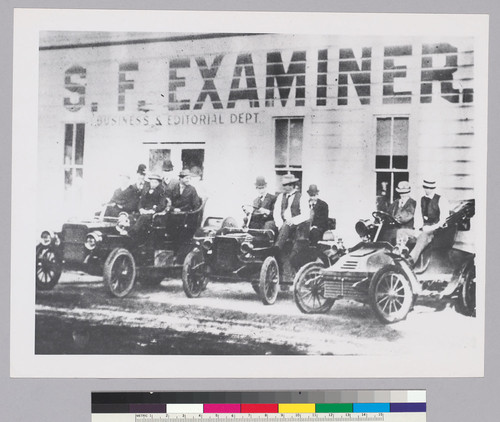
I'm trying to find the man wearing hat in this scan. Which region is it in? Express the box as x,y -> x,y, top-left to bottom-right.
407,177 -> 450,265
106,174 -> 142,217
170,169 -> 202,212
126,173 -> 168,239
307,184 -> 329,245
387,180 -> 416,248
160,159 -> 179,200
272,174 -> 310,255
244,176 -> 276,230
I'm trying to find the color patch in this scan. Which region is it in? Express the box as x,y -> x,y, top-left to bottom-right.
130,404 -> 166,413
391,403 -> 426,412
278,404 -> 316,413
167,404 -> 204,414
241,404 -> 279,413
353,403 -> 390,413
315,403 -> 354,413
204,404 -> 241,413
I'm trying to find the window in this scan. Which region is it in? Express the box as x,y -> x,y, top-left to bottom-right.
274,117 -> 303,188
63,123 -> 85,190
375,116 -> 409,204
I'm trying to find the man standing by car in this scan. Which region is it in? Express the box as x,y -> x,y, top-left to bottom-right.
243,176 -> 276,230
272,173 -> 310,257
306,184 -> 329,245
407,178 -> 450,265
171,169 -> 202,212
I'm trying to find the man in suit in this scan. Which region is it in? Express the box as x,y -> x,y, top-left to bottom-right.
407,178 -> 450,265
125,174 -> 168,240
160,160 -> 179,201
244,176 -> 276,230
306,184 -> 329,245
171,169 -> 202,212
106,174 -> 141,217
387,180 -> 417,247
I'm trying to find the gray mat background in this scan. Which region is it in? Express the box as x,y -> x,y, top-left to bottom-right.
0,0 -> 498,420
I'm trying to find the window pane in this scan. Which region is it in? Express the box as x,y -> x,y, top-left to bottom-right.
393,155 -> 408,169
275,119 -> 288,166
376,118 -> 391,155
393,117 -> 409,156
64,169 -> 73,189
149,149 -> 171,173
64,124 -> 73,165
289,119 -> 303,166
75,124 -> 85,165
376,155 -> 390,169
75,168 -> 83,179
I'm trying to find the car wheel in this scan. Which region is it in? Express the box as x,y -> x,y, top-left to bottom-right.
103,248 -> 136,298
36,245 -> 62,291
182,249 -> 206,298
293,262 -> 335,314
369,265 -> 413,324
455,260 -> 476,317
259,256 -> 280,305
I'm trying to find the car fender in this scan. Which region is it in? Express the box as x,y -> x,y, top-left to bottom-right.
390,256 -> 421,294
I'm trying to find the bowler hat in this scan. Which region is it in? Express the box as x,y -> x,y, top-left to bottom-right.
395,181 -> 411,194
282,173 -> 299,186
162,160 -> 174,172
307,184 -> 320,195
255,176 -> 267,187
148,173 -> 162,182
422,178 -> 436,189
137,164 -> 146,175
179,169 -> 191,178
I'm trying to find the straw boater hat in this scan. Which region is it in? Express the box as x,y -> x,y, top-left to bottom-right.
179,169 -> 191,178
255,176 -> 267,187
307,184 -> 320,195
422,178 -> 436,189
148,173 -> 162,182
282,173 -> 299,186
395,181 -> 411,194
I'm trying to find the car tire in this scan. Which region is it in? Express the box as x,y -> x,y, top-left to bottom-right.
182,248 -> 206,298
103,248 -> 136,298
293,262 -> 335,314
259,256 -> 280,305
455,260 -> 476,317
36,245 -> 62,291
369,264 -> 414,324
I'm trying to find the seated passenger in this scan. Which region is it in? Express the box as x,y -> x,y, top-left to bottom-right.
160,160 -> 179,200
243,176 -> 276,230
105,174 -> 141,217
125,174 -> 168,239
171,169 -> 202,212
388,181 -> 416,246
306,184 -> 329,245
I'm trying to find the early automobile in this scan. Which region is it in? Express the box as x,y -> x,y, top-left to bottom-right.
293,199 -> 476,323
181,209 -> 344,305
35,201 -> 207,297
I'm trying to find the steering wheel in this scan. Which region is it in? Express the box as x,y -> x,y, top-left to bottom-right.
372,210 -> 401,226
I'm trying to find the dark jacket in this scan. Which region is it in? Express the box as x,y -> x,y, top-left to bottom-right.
171,184 -> 201,212
389,197 -> 416,229
138,185 -> 167,213
249,193 -> 276,229
421,194 -> 441,226
161,178 -> 180,200
310,198 -> 329,233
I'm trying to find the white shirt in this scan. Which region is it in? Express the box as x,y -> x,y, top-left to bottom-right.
273,190 -> 310,229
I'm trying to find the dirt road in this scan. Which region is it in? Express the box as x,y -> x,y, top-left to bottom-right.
35,271 -> 479,355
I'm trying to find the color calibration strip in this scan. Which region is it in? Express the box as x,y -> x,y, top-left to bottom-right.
92,391 -> 426,422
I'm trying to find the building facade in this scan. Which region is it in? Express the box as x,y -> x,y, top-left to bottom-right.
38,32 -> 476,245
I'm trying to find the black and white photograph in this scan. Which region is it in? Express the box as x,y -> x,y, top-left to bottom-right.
11,9 -> 488,377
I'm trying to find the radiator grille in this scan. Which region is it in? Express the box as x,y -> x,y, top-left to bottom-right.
323,271 -> 370,300
61,225 -> 88,263
214,238 -> 239,270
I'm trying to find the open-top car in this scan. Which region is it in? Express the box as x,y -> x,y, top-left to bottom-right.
181,209 -> 345,305
36,201 -> 208,297
293,199 -> 476,323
